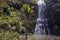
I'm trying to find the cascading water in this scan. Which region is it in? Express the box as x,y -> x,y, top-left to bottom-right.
34,0 -> 50,35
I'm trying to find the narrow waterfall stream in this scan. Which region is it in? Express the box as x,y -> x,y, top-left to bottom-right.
34,0 -> 50,35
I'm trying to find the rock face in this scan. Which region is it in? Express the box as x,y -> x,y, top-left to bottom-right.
45,0 -> 60,36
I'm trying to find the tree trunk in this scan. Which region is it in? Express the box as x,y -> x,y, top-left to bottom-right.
25,32 -> 27,40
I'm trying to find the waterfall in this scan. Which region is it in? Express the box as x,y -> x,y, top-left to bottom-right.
34,0 -> 50,35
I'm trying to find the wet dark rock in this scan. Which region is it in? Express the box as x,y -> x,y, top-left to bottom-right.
46,0 -> 60,36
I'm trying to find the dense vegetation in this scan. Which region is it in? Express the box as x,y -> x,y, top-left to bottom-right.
0,0 -> 37,40
0,0 -> 60,40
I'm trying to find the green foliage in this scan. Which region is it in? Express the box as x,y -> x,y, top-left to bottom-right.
20,3 -> 37,33
0,0 -> 8,7
28,35 -> 35,40
0,0 -> 37,35
0,1 -> 37,40
21,4 -> 34,15
0,28 -> 19,40
0,5 -> 25,33
19,22 -> 26,32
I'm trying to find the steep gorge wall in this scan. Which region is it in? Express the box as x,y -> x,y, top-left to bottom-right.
46,0 -> 60,36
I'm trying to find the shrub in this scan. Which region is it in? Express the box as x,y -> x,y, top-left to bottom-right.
0,29 -> 19,40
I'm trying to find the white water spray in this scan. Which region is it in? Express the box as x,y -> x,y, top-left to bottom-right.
34,0 -> 50,35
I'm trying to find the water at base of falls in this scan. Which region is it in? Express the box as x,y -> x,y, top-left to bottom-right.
34,0 -> 50,35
